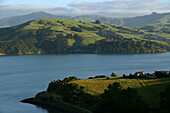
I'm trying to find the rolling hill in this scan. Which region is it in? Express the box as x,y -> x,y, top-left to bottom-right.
1,12 -> 170,28
0,18 -> 169,55
25,76 -> 170,113
137,23 -> 170,33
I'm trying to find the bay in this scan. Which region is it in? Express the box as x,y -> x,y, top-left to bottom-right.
0,53 -> 170,113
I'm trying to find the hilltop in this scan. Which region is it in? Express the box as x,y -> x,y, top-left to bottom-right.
1,12 -> 170,28
0,18 -> 169,55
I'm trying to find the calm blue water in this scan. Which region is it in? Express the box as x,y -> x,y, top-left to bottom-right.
0,53 -> 170,113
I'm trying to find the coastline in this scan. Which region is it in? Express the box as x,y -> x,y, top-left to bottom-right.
20,75 -> 170,113
21,98 -> 92,113
0,50 -> 168,56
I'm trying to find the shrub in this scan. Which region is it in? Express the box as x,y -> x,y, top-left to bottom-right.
88,77 -> 94,79
110,72 -> 117,77
94,75 -> 107,78
62,76 -> 79,83
71,26 -> 82,32
95,20 -> 101,24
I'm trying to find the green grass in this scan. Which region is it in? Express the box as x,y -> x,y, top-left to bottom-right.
0,18 -> 170,54
3,18 -> 169,46
70,77 -> 170,107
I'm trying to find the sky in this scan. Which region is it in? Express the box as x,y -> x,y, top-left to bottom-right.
0,0 -> 170,18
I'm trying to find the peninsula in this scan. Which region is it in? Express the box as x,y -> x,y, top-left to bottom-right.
22,71 -> 170,113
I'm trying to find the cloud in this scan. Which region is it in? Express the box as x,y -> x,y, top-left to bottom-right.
0,0 -> 170,18
0,4 -> 71,18
68,0 -> 170,17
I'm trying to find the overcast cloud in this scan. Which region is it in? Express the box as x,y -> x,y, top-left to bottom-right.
0,0 -> 170,19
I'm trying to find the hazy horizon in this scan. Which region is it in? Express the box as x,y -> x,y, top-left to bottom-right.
0,0 -> 170,18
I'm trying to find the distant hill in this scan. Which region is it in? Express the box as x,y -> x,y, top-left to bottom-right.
0,12 -> 72,28
1,12 -> 170,28
137,23 -> 170,33
74,12 -> 170,27
0,18 -> 169,55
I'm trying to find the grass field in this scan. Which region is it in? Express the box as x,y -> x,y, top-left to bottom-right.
70,77 -> 170,107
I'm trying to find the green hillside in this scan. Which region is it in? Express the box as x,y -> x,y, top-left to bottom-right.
71,77 -> 170,107
137,23 -> 170,32
0,18 -> 169,55
33,76 -> 170,113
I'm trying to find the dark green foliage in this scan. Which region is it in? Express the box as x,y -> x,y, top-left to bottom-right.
0,38 -> 39,54
82,38 -> 167,54
62,76 -> 79,83
123,74 -> 126,78
95,20 -> 101,24
160,85 -> 170,112
71,26 -> 82,32
110,72 -> 117,77
47,78 -> 84,104
95,82 -> 149,113
94,75 -> 107,78
155,73 -> 170,78
129,73 -> 134,77
88,77 -> 94,79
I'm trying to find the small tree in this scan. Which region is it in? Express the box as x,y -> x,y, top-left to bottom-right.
123,74 -> 126,78
110,72 -> 117,77
95,20 -> 101,24
129,73 -> 134,77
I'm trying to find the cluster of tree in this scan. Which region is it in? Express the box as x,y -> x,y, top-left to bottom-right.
79,38 -> 168,54
0,38 -> 39,55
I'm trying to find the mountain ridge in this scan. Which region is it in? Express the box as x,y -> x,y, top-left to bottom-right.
1,11 -> 170,28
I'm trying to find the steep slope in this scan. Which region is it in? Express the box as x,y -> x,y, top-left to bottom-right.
0,18 -> 169,55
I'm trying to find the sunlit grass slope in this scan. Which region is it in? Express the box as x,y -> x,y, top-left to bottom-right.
0,18 -> 170,46
71,77 -> 170,107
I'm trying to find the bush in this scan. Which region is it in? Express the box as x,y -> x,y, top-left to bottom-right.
88,77 -> 94,79
123,74 -> 126,78
110,72 -> 117,77
71,26 -> 82,32
94,75 -> 107,78
62,76 -> 79,83
129,73 -> 134,77
95,20 -> 101,24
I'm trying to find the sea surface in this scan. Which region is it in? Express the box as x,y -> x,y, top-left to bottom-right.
0,53 -> 170,113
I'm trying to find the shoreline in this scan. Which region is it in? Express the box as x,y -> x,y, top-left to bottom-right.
21,98 -> 92,113
0,51 -> 169,56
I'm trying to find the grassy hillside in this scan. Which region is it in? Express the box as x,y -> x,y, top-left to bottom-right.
71,77 -> 170,107
0,18 -> 169,55
137,23 -> 170,32
34,76 -> 170,113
